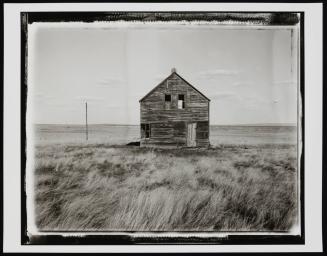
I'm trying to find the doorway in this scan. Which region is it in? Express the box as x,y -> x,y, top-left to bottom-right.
187,122 -> 197,147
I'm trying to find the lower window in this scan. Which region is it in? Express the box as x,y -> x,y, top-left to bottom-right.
141,123 -> 151,138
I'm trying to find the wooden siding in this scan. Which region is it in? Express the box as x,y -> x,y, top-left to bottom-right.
141,121 -> 187,147
196,121 -> 209,147
140,73 -> 209,147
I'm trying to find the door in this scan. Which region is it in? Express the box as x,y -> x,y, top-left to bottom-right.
187,123 -> 197,147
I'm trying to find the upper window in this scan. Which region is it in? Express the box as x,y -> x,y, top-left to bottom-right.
165,94 -> 171,110
178,94 -> 185,109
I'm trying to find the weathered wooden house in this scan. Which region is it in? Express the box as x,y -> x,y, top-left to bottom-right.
139,68 -> 210,147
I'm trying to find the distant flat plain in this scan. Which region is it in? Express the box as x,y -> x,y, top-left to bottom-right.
32,124 -> 299,232
34,124 -> 297,146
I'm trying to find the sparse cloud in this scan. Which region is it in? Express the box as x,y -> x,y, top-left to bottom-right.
34,92 -> 44,98
232,81 -> 254,87
31,93 -> 56,102
210,92 -> 237,100
197,69 -> 241,80
273,80 -> 297,86
95,77 -> 123,87
105,104 -> 121,109
49,102 -> 69,108
74,96 -> 105,102
240,95 -> 269,107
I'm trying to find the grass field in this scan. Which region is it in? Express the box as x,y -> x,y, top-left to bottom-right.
34,143 -> 298,231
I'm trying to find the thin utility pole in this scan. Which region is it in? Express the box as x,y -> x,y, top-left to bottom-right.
85,102 -> 88,141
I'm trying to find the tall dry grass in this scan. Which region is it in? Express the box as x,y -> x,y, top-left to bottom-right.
34,143 -> 298,231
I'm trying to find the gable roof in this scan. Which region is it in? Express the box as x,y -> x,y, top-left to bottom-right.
139,71 -> 210,102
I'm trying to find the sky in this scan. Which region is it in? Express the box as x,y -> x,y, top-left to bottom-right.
28,22 -> 299,125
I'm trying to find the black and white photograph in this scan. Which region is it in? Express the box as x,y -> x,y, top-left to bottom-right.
2,1 -> 325,253
25,12 -> 302,237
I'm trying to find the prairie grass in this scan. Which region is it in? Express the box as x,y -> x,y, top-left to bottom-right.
34,143 -> 298,231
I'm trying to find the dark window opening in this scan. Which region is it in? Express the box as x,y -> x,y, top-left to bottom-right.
178,94 -> 185,109
165,94 -> 171,102
141,123 -> 151,138
145,124 -> 151,138
165,94 -> 171,110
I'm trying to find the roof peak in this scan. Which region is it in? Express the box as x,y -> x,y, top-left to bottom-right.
139,71 -> 210,102
171,67 -> 177,74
